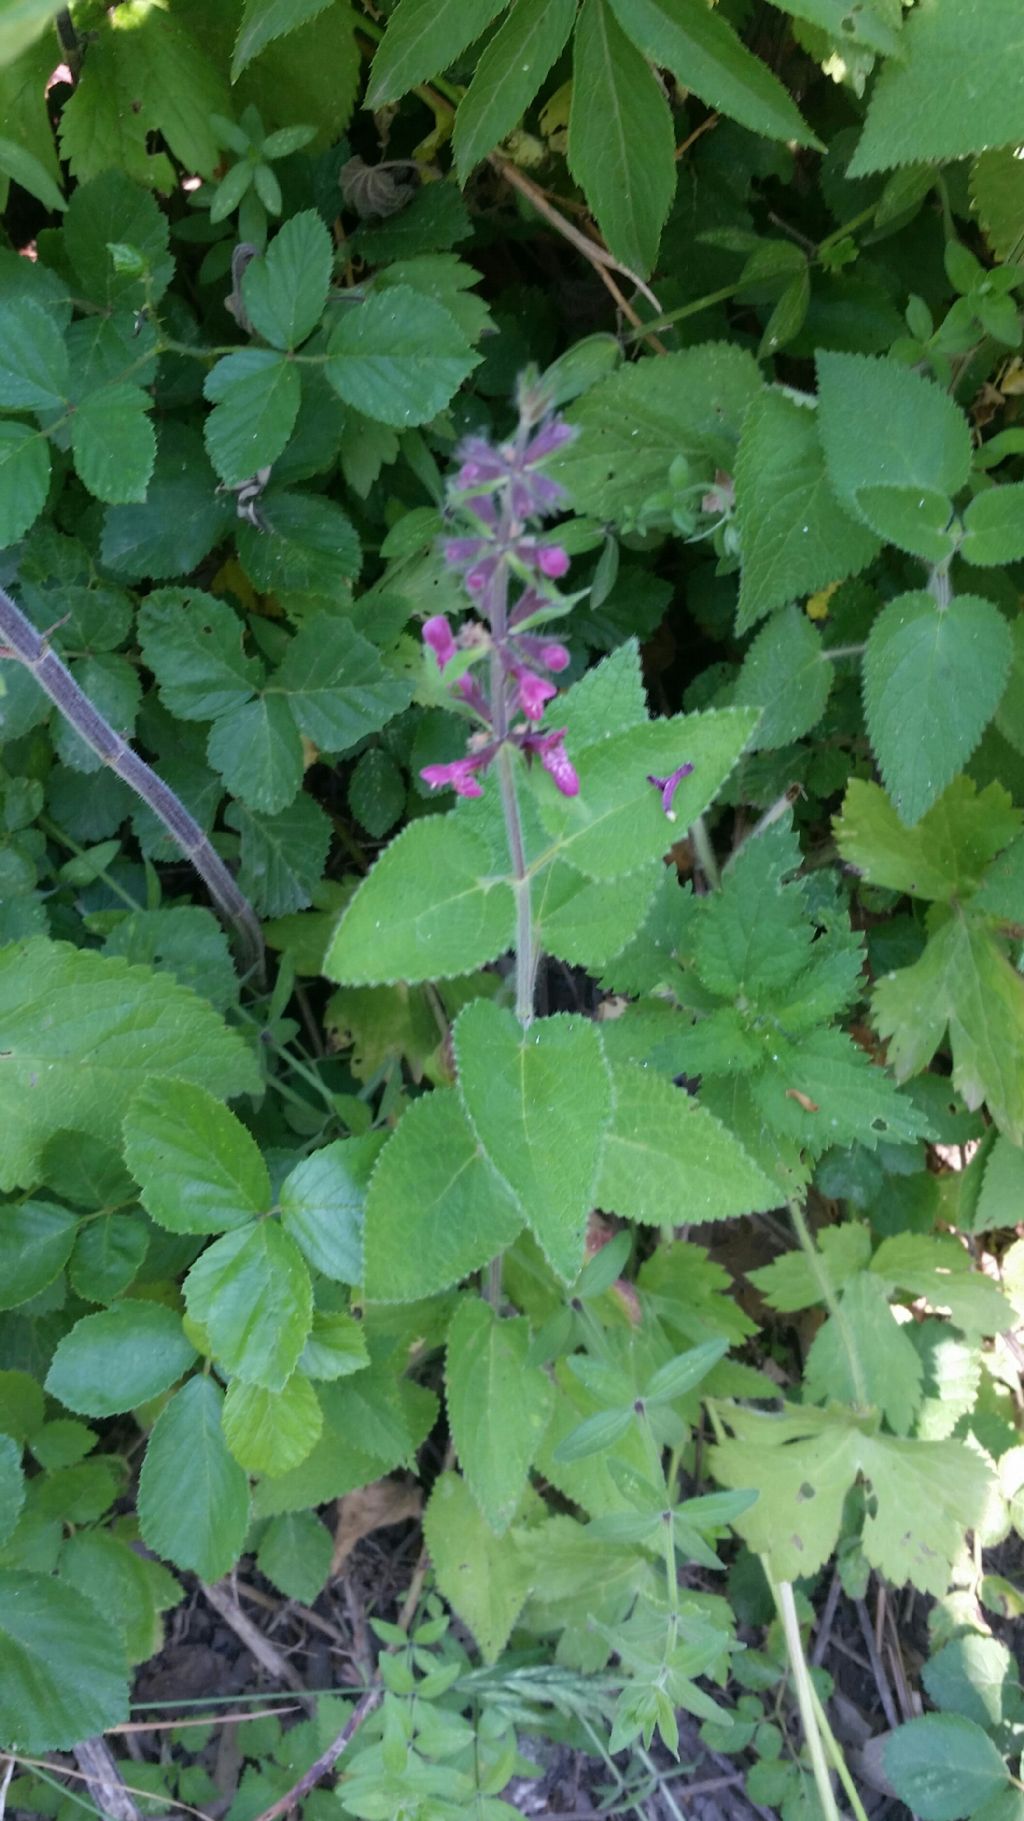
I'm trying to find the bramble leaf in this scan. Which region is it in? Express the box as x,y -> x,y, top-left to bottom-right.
568,0 -> 675,277
272,614 -> 413,754
123,1080 -> 271,1236
0,1571 -> 129,1753
241,210 -> 333,347
46,1303 -> 197,1418
184,1223 -> 313,1390
138,1376 -> 250,1581
453,0 -> 576,179
326,285 -> 478,426
367,0 -> 509,106
222,1373 -> 323,1477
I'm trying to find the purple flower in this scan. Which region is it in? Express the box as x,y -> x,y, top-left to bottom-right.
423,614 -> 457,671
421,754 -> 489,798
539,641 -> 570,672
525,728 -> 579,797
647,763 -> 694,822
514,667 -> 557,721
536,544 -> 569,579
524,421 -> 576,464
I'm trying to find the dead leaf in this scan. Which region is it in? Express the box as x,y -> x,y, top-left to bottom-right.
332,1477 -> 422,1577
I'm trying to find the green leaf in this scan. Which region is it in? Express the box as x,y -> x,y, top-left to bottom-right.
733,607 -> 832,748
222,1372 -> 322,1476
241,209 -> 333,348
0,1373 -> 45,1444
232,0 -> 332,77
735,392 -> 881,632
555,344 -> 761,528
863,592 -> 1012,825
608,0 -> 818,146
349,747 -> 405,838
423,1470 -> 530,1661
30,1419 -> 97,1470
816,352 -> 972,536
123,1080 -> 271,1236
367,0 -> 509,105
884,1715 -> 1010,1821
0,1202 -> 77,1309
299,1309 -> 369,1381
972,150 -> 1024,264
0,1436 -> 24,1548
595,1061 -> 779,1224
874,917 -> 1024,1142
326,285 -> 478,426
961,486 -> 1024,568
752,1024 -> 930,1153
253,1369 -> 437,1517
453,0 -> 576,179
256,1510 -> 333,1603
46,1302 -> 197,1417
273,614 -> 412,754
102,424 -> 233,581
0,297 -> 68,409
446,1299 -> 554,1533
70,381 -> 155,504
204,350 -> 302,487
769,0 -> 901,55
64,171 -> 173,311
237,490 -> 361,600
567,0 -> 675,277
535,859 -> 662,973
228,793 -> 333,917
850,0 -> 1024,175
0,938 -> 259,1193
207,693 -> 304,815
532,708 -> 759,880
974,835 -> 1024,925
363,1090 -> 525,1302
835,776 -> 1021,903
454,1000 -> 613,1282
184,1223 -> 313,1390
280,1134 -> 383,1284
61,1531 -> 171,1666
804,1273 -> 923,1434
0,0 -> 64,68
923,1634 -> 1017,1730
0,1570 -> 129,1753
325,816 -> 515,986
711,1402 -> 990,1594
138,1376 -> 250,1581
137,587 -> 261,721
68,1214 -> 148,1302
871,1233 -> 1012,1337
0,136 -> 62,215
0,421 -> 50,548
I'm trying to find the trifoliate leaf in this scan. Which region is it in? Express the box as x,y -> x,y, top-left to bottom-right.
222,1372 -> 322,1476
123,1079 -> 271,1236
362,1090 -> 525,1302
272,614 -> 413,754
0,938 -> 259,1192
734,392 -> 881,633
184,1223 -> 313,1390
138,1376 -> 250,1581
45,1303 -> 197,1417
326,285 -> 478,426
0,1571 -> 129,1753
863,592 -> 1012,826
241,210 -> 333,348
446,1299 -> 554,1534
203,350 -> 301,487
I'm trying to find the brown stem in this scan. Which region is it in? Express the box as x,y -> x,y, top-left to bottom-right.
489,154 -> 664,316
0,585 -> 264,978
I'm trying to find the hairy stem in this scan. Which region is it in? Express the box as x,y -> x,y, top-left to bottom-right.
788,1198 -> 869,1409
0,585 -> 264,977
773,1577 -> 845,1821
690,813 -> 721,890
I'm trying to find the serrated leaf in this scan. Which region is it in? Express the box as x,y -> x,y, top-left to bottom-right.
204,350 -> 301,487
207,693 -> 304,814
733,606 -> 832,747
123,1079 -> 271,1236
531,707 -> 759,880
554,344 -> 761,528
253,1370 -> 437,1517
45,1303 -> 197,1418
0,421 -> 50,547
568,0 -> 675,277
228,793 -> 332,917
535,860 -> 661,973
972,150 -> 1024,264
138,1375 -> 250,1581
423,1470 -> 530,1661
0,1436 -> 24,1548
923,1634 -> 1017,1730
0,296 -> 68,409
769,0 -> 902,56
874,916 -> 1024,1142
102,424 -> 233,582
0,0 -> 65,68
325,816 -> 515,986
871,1232 -> 1013,1336
835,775 -> 1021,903
961,486 -> 1024,568
734,391 -> 880,633
753,1024 -> 930,1153
863,591 -> 1012,825
850,0 -> 1024,175
280,1134 -> 383,1284
711,1402 -> 990,1594
595,1060 -> 779,1224
61,1531 -> 170,1666
349,746 -> 405,838
453,0 -> 576,179
64,170 -> 173,310
138,587 -> 261,721
0,1571 -> 129,1753
272,614 -> 412,753
367,0 -> 508,106
256,1510 -> 333,1603
455,1000 -> 613,1282
0,1201 -> 77,1309
608,0 -> 818,147
70,381 -> 155,503
242,209 -> 333,348
299,1310 -> 369,1381
236,489 -> 361,600
231,0 -> 331,78
222,1372 -> 322,1476
68,1214 -> 148,1304
816,352 -> 972,533
446,1300 -> 553,1533
0,938 -> 258,1193
804,1272 -> 923,1434
326,285 -> 478,426
363,1090 -> 524,1302
184,1222 -> 312,1390
884,1715 -> 1010,1821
